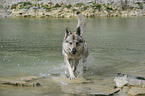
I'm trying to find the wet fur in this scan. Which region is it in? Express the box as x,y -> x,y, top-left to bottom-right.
62,11 -> 89,79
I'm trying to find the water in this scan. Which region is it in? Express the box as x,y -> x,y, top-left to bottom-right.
0,17 -> 145,96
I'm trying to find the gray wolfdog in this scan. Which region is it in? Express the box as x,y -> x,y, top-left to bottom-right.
62,11 -> 89,79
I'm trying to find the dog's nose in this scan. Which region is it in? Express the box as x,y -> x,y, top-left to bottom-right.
72,48 -> 77,55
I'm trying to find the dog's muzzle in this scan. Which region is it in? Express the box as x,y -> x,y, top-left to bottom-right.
71,48 -> 77,55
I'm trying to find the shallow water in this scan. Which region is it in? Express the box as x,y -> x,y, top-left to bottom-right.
0,17 -> 145,96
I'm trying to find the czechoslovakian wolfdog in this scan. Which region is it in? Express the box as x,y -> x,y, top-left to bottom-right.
62,11 -> 89,79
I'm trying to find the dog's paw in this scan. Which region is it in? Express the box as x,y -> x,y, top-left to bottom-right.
69,76 -> 76,80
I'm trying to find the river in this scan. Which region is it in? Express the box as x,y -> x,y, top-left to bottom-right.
0,17 -> 145,96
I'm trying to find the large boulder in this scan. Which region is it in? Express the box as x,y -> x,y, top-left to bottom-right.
114,73 -> 145,88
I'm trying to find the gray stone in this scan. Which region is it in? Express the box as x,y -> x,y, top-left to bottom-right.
128,87 -> 145,96
11,9 -> 25,16
1,76 -> 42,87
119,86 -> 130,96
114,73 -> 145,88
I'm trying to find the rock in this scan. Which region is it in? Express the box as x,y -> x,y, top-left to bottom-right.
1,81 -> 27,86
11,9 -> 25,16
73,7 -> 79,10
24,9 -> 36,17
23,13 -> 31,17
21,76 -> 40,82
60,14 -> 65,18
128,87 -> 145,96
114,73 -> 129,87
63,8 -> 71,12
64,13 -> 74,18
119,86 -> 130,96
121,11 -> 128,17
1,76 -> 42,87
129,10 -> 137,16
89,89 -> 120,96
37,8 -> 46,17
45,12 -> 51,17
114,73 -> 145,88
51,10 -> 59,18
1,81 -> 41,87
99,13 -> 108,17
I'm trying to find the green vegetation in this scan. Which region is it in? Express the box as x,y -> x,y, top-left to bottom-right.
135,2 -> 143,9
4,1 -> 145,18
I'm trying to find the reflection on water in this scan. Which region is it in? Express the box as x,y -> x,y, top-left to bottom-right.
0,17 -> 145,96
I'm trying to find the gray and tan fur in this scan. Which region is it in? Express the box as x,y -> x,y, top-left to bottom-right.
62,11 -> 89,79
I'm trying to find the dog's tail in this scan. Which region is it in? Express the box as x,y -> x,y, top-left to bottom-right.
76,11 -> 86,36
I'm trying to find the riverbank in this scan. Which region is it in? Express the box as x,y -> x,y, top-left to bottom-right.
1,73 -> 145,96
1,1 -> 145,18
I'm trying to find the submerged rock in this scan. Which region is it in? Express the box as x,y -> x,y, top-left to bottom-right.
0,76 -> 42,87
1,81 -> 41,87
89,89 -> 120,96
128,87 -> 145,96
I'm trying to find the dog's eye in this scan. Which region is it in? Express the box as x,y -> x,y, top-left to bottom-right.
76,42 -> 79,45
69,42 -> 72,45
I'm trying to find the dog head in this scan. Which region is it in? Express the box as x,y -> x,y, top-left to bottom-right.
63,27 -> 84,55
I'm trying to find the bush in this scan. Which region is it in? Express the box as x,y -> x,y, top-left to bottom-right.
74,3 -> 84,7
55,3 -> 61,8
0,5 -> 3,9
66,4 -> 72,9
11,4 -> 17,9
135,2 -> 143,9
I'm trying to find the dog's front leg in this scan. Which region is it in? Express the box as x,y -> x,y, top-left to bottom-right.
82,57 -> 88,72
64,57 -> 76,79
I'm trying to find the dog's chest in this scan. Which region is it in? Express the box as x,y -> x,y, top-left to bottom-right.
67,53 -> 82,60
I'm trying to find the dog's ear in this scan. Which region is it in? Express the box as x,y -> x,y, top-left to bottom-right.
76,26 -> 82,36
64,27 -> 71,39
